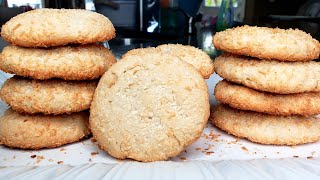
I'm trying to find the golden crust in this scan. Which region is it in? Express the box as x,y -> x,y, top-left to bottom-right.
211,105 -> 320,145
0,44 -> 116,80
0,76 -> 98,115
90,50 -> 210,162
214,53 -> 320,94
213,25 -> 320,61
215,80 -> 320,116
0,108 -> 90,149
156,44 -> 214,78
1,9 -> 115,47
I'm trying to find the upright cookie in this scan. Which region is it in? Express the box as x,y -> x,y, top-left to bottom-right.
90,51 -> 209,162
0,44 -> 116,80
0,76 -> 98,115
213,25 -> 320,61
157,44 -> 214,78
0,109 -> 90,149
214,53 -> 320,94
215,80 -> 320,116
211,105 -> 320,145
1,9 -> 115,47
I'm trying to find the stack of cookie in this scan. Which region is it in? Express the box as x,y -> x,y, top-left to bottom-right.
211,25 -> 320,145
0,9 -> 116,149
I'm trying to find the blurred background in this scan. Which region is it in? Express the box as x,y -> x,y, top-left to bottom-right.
0,0 -> 320,58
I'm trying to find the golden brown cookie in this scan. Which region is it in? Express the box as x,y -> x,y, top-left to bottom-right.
214,53 -> 320,94
0,108 -> 90,149
157,44 -> 214,78
211,105 -> 320,145
213,25 -> 320,61
0,76 -> 98,115
0,44 -> 116,80
1,9 -> 115,47
90,50 -> 209,162
215,80 -> 320,116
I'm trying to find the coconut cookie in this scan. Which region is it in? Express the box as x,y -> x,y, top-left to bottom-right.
90,51 -> 210,162
157,44 -> 214,78
211,105 -> 320,146
0,76 -> 98,115
0,44 -> 116,80
1,9 -> 115,47
0,109 -> 90,149
213,25 -> 320,61
214,53 -> 320,94
215,80 -> 320,116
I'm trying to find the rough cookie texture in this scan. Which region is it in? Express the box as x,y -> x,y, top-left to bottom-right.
213,25 -> 320,61
215,80 -> 320,116
214,53 -> 320,94
0,44 -> 116,80
0,76 -> 98,115
211,105 -> 320,145
0,109 -> 90,149
90,50 -> 210,162
1,9 -> 115,47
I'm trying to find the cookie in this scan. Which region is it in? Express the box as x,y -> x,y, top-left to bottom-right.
0,44 -> 116,80
0,76 -> 98,115
213,25 -> 320,61
0,108 -> 90,149
1,9 -> 115,47
215,80 -> 320,116
90,50 -> 210,162
214,53 -> 320,94
211,105 -> 320,145
156,44 -> 214,78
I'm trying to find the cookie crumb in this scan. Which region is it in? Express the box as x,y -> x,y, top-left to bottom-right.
195,148 -> 201,151
241,146 -> 248,152
307,156 -> 313,159
205,151 -> 214,155
180,157 -> 187,161
293,155 -> 299,158
30,155 -> 37,158
91,138 -> 97,143
57,161 -> 64,164
60,148 -> 66,151
91,151 -> 99,156
48,159 -> 54,162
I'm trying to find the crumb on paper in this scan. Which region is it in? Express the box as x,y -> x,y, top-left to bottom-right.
35,156 -> 45,164
195,148 -> 201,151
307,156 -> 313,159
184,150 -> 187,153
91,138 -> 97,143
48,159 -> 54,162
60,148 -> 66,152
277,152 -> 280,154
30,155 -> 37,158
293,155 -> 299,158
91,151 -> 99,156
241,146 -> 248,152
180,157 -> 187,161
57,161 -> 64,164
13,156 -> 16,159
89,158 -> 92,162
205,151 -> 214,155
